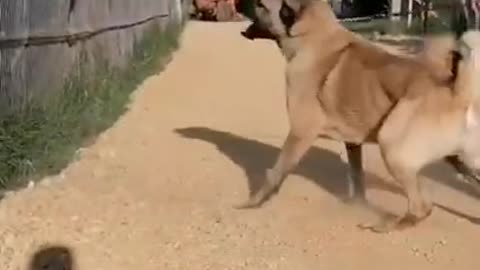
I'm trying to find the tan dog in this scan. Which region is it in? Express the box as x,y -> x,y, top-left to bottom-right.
236,0 -> 480,232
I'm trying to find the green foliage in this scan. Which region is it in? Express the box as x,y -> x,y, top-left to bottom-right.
0,22 -> 183,190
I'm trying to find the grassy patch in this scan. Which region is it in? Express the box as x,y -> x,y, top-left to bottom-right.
0,21 -> 184,190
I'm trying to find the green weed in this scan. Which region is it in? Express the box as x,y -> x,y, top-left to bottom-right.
0,22 -> 184,191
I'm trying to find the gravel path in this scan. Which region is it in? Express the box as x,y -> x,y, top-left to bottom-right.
1,21 -> 479,270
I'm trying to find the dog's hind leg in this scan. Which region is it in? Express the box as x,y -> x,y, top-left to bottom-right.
360,101 -> 438,233
369,147 -> 433,233
234,130 -> 318,209
345,143 -> 367,203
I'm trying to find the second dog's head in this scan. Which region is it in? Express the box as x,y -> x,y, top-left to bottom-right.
239,0 -> 313,41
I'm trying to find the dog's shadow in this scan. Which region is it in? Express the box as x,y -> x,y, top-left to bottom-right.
176,127 -> 352,199
175,126 -> 480,224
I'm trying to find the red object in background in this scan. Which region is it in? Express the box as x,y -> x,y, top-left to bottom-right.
191,0 -> 244,21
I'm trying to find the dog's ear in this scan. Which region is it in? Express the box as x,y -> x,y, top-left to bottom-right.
279,1 -> 297,31
279,0 -> 307,35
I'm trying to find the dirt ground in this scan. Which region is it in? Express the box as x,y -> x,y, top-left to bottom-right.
1,21 -> 480,270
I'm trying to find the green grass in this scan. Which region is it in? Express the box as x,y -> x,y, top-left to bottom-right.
0,21 -> 184,191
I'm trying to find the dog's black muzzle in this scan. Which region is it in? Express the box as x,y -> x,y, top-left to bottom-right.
241,21 -> 277,41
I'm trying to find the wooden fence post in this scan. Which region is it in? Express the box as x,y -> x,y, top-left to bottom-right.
422,0 -> 430,33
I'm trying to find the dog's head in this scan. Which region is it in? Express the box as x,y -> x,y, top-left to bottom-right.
239,0 -> 315,41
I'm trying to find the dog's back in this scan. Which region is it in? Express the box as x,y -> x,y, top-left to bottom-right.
284,0 -> 464,143
304,27 -> 446,143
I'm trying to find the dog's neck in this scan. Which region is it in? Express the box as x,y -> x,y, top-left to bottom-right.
290,0 -> 339,36
278,37 -> 303,60
276,1 -> 345,61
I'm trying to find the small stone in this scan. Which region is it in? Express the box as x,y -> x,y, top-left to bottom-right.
455,173 -> 473,184
92,168 -> 106,179
90,225 -> 103,234
27,181 -> 35,189
4,191 -> 16,198
423,252 -> 434,263
455,218 -> 465,223
74,148 -> 85,159
43,178 -> 52,186
173,242 -> 181,249
267,262 -> 278,269
3,233 -> 15,246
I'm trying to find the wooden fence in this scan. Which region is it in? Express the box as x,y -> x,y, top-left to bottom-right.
0,0 -> 189,116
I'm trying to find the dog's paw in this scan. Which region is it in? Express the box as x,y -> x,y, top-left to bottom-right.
342,193 -> 368,206
232,198 -> 263,209
358,218 -> 401,233
233,180 -> 280,209
358,213 -> 425,233
232,188 -> 276,209
358,218 -> 400,234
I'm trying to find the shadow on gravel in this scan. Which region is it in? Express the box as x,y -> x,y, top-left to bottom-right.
29,245 -> 75,270
176,126 -> 352,199
175,126 -> 480,224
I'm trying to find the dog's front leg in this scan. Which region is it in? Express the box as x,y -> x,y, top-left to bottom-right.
234,131 -> 317,209
345,143 -> 366,202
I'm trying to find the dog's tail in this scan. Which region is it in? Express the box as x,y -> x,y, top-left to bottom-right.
453,30 -> 480,110
422,34 -> 457,65
418,34 -> 458,80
